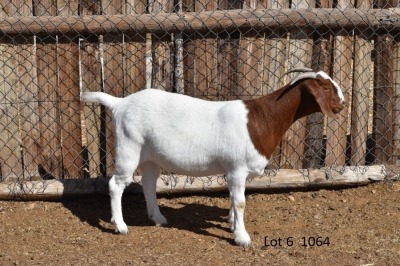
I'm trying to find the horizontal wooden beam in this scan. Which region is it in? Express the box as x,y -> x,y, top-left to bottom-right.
0,9 -> 399,38
0,165 -> 389,200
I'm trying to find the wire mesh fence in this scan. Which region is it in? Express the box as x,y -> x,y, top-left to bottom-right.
0,0 -> 399,192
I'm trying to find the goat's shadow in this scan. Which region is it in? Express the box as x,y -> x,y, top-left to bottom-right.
62,192 -> 234,244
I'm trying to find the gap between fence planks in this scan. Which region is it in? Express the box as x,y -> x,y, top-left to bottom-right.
0,165 -> 389,200
0,8 -> 400,37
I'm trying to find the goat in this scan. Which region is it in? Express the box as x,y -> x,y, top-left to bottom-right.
81,69 -> 345,247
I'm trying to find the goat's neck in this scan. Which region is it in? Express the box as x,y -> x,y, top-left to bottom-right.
244,85 -> 318,159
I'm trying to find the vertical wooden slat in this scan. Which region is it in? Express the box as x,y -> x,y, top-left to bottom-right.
150,0 -> 174,91
185,0 -> 219,99
303,0 -> 333,168
101,0 -> 125,175
394,35 -> 400,166
125,0 -> 147,94
215,0 -> 240,100
372,0 -> 395,164
182,0 -> 196,96
263,0 -> 289,168
280,0 -> 314,169
373,34 -> 394,164
80,0 -> 102,178
174,0 -> 184,94
350,0 -> 372,166
11,1 -> 39,180
33,1 -> 62,179
237,0 -> 267,100
57,0 -> 83,179
325,0 -> 353,166
0,0 -> 24,181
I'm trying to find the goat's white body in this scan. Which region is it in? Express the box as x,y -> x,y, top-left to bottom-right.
82,89 -> 268,247
85,89 -> 268,177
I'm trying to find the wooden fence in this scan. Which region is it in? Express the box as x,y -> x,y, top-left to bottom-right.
0,0 -> 399,184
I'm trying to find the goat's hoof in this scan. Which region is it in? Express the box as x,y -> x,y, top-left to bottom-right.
115,223 -> 129,235
153,215 -> 168,227
234,231 -> 251,247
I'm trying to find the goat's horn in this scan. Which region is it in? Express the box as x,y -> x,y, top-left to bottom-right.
283,67 -> 314,76
290,72 -> 318,85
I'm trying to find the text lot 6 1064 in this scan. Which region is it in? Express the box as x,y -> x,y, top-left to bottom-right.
263,236 -> 331,248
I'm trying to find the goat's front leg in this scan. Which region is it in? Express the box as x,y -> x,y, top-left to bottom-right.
227,173 -> 251,247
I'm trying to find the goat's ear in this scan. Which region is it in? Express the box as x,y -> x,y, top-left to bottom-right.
306,80 -> 338,119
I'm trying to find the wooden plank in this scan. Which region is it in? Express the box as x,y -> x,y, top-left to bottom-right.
0,1 -> 24,181
303,0 -> 333,168
80,0 -> 102,177
350,0 -> 372,166
373,33 -> 394,164
10,1 -> 40,180
0,43 -> 23,181
237,0 -> 267,100
125,0 -> 147,94
280,0 -> 314,169
57,0 -> 83,179
394,35 -> 400,165
373,0 -> 395,164
182,0 -> 195,96
325,0 -> 353,167
34,1 -> 62,179
150,0 -> 174,91
187,0 -> 219,99
263,0 -> 289,168
101,0 -> 125,176
0,165 -> 388,200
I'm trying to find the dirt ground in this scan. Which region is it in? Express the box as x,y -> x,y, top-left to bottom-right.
0,181 -> 399,265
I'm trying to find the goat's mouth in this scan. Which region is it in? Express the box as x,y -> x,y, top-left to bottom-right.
333,105 -> 345,114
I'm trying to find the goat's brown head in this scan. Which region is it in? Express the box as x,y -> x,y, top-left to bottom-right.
286,68 -> 346,119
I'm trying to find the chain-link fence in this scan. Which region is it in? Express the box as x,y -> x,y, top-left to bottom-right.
0,1 -> 399,194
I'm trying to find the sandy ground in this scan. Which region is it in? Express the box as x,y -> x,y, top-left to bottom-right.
0,181 -> 399,265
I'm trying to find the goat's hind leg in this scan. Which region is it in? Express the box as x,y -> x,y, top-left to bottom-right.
141,162 -> 167,226
109,147 -> 139,234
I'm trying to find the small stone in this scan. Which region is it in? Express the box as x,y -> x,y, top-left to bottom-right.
288,195 -> 295,202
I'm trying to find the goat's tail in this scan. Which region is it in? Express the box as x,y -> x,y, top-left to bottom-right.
81,92 -> 121,110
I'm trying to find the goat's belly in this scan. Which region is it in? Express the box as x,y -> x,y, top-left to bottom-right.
152,157 -> 224,177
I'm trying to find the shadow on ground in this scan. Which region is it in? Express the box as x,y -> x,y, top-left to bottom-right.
62,193 -> 233,243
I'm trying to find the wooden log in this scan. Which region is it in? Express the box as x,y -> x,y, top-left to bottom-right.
1,8 -> 400,37
350,0 -> 373,165
280,0 -> 314,169
0,165 -> 388,200
58,0 -> 83,179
